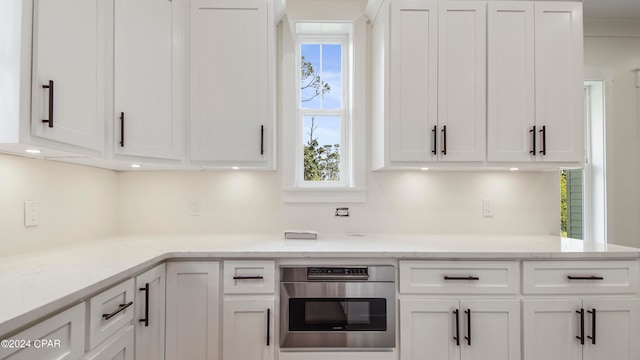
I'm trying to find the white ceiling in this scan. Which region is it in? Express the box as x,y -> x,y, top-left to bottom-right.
583,0 -> 640,19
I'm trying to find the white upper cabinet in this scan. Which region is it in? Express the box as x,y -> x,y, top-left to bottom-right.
113,0 -> 184,160
30,0 -> 105,152
488,1 -> 584,164
189,0 -> 275,168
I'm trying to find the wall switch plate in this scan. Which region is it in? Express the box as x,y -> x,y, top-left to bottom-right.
24,201 -> 40,227
190,200 -> 201,216
335,207 -> 349,217
482,200 -> 494,218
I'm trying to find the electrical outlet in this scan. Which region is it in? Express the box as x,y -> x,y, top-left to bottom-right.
482,200 -> 494,218
190,200 -> 201,216
24,201 -> 39,227
335,207 -> 349,217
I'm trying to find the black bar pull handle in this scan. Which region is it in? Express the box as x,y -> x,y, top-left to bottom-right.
119,112 -> 125,147
539,125 -> 546,155
432,125 -> 437,155
139,283 -> 150,327
266,308 -> 271,346
567,276 -> 604,281
42,80 -> 54,128
576,308 -> 585,345
529,125 -> 536,155
465,309 -> 471,346
233,275 -> 264,280
453,309 -> 460,346
441,125 -> 447,155
260,125 -> 264,155
103,301 -> 133,321
587,309 -> 596,345
444,276 -> 480,281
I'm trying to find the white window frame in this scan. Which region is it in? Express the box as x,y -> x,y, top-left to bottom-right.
295,35 -> 350,187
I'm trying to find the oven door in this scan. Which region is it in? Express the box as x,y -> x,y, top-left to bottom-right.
280,282 -> 395,349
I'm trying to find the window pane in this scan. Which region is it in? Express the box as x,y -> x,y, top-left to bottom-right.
300,43 -> 341,109
303,116 -> 340,181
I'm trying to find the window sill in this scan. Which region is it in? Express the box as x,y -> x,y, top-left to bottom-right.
282,187 -> 367,203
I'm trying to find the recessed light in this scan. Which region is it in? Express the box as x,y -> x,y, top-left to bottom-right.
231,166 -> 240,170
509,167 -> 519,171
25,149 -> 41,154
420,167 -> 430,171
130,164 -> 142,168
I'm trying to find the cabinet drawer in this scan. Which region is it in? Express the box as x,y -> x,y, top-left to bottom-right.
83,326 -> 134,360
223,260 -> 275,294
0,303 -> 85,360
399,261 -> 519,294
88,279 -> 135,350
522,260 -> 640,294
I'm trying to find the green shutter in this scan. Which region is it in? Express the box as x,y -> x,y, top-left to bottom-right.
566,169 -> 584,239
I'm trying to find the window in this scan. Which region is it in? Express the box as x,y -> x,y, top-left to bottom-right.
296,29 -> 350,187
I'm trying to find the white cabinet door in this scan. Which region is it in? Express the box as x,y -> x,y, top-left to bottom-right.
534,2 -> 583,162
113,0 -> 183,160
522,299 -> 583,360
437,2 -> 486,162
165,262 -> 220,360
190,0 -> 272,166
31,0 -> 104,151
460,300 -> 520,360
582,299 -> 640,360
400,299 -> 460,360
389,0 -> 438,162
135,264 -> 166,360
222,298 -> 275,360
84,326 -> 134,360
487,1 -> 535,162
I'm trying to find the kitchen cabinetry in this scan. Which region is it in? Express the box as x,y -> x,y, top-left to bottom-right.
83,326 -> 134,360
378,0 -> 485,166
165,262 -> 220,360
189,0 -> 275,168
134,264 -> 165,360
88,279 -> 135,350
30,0 -> 105,152
222,261 -> 275,360
113,0 -> 184,160
399,261 -> 521,360
0,303 -> 85,360
487,1 -> 583,164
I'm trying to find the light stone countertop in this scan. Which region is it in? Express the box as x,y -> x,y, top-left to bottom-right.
1,233 -> 639,336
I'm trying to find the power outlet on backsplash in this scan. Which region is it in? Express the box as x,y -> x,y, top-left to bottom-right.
335,207 -> 349,217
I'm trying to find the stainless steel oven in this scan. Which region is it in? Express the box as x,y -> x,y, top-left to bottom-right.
280,265 -> 396,349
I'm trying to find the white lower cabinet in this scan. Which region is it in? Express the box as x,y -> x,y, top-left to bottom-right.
400,299 -> 520,360
84,326 -> 134,360
222,298 -> 275,360
523,298 -> 640,360
165,262 -> 220,360
134,264 -> 165,360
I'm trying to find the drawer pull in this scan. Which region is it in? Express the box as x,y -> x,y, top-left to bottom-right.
567,276 -> 604,281
233,275 -> 264,280
103,301 -> 133,321
444,276 -> 480,281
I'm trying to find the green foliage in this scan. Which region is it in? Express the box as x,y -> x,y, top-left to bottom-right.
304,118 -> 340,181
300,55 -> 331,103
560,170 -> 567,236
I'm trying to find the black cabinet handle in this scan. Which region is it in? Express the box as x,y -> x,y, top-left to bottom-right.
567,276 -> 604,281
539,125 -> 546,155
260,125 -> 264,155
139,283 -> 150,327
441,125 -> 447,155
444,276 -> 480,281
587,309 -> 596,345
119,112 -> 125,147
233,276 -> 264,280
266,308 -> 271,346
465,309 -> 471,346
432,125 -> 437,155
529,125 -> 536,155
453,309 -> 460,346
42,80 -> 54,128
576,308 -> 585,345
103,301 -> 133,320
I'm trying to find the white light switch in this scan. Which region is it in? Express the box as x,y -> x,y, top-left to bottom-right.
24,201 -> 40,227
482,199 -> 494,218
190,200 -> 201,216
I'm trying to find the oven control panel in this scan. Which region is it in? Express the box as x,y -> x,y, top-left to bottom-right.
307,267 -> 369,280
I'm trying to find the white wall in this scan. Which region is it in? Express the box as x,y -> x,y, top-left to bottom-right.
584,18 -> 640,247
116,170 -> 560,236
0,153 -> 118,257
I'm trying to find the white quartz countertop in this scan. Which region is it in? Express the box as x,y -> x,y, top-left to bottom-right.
1,233 -> 639,336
